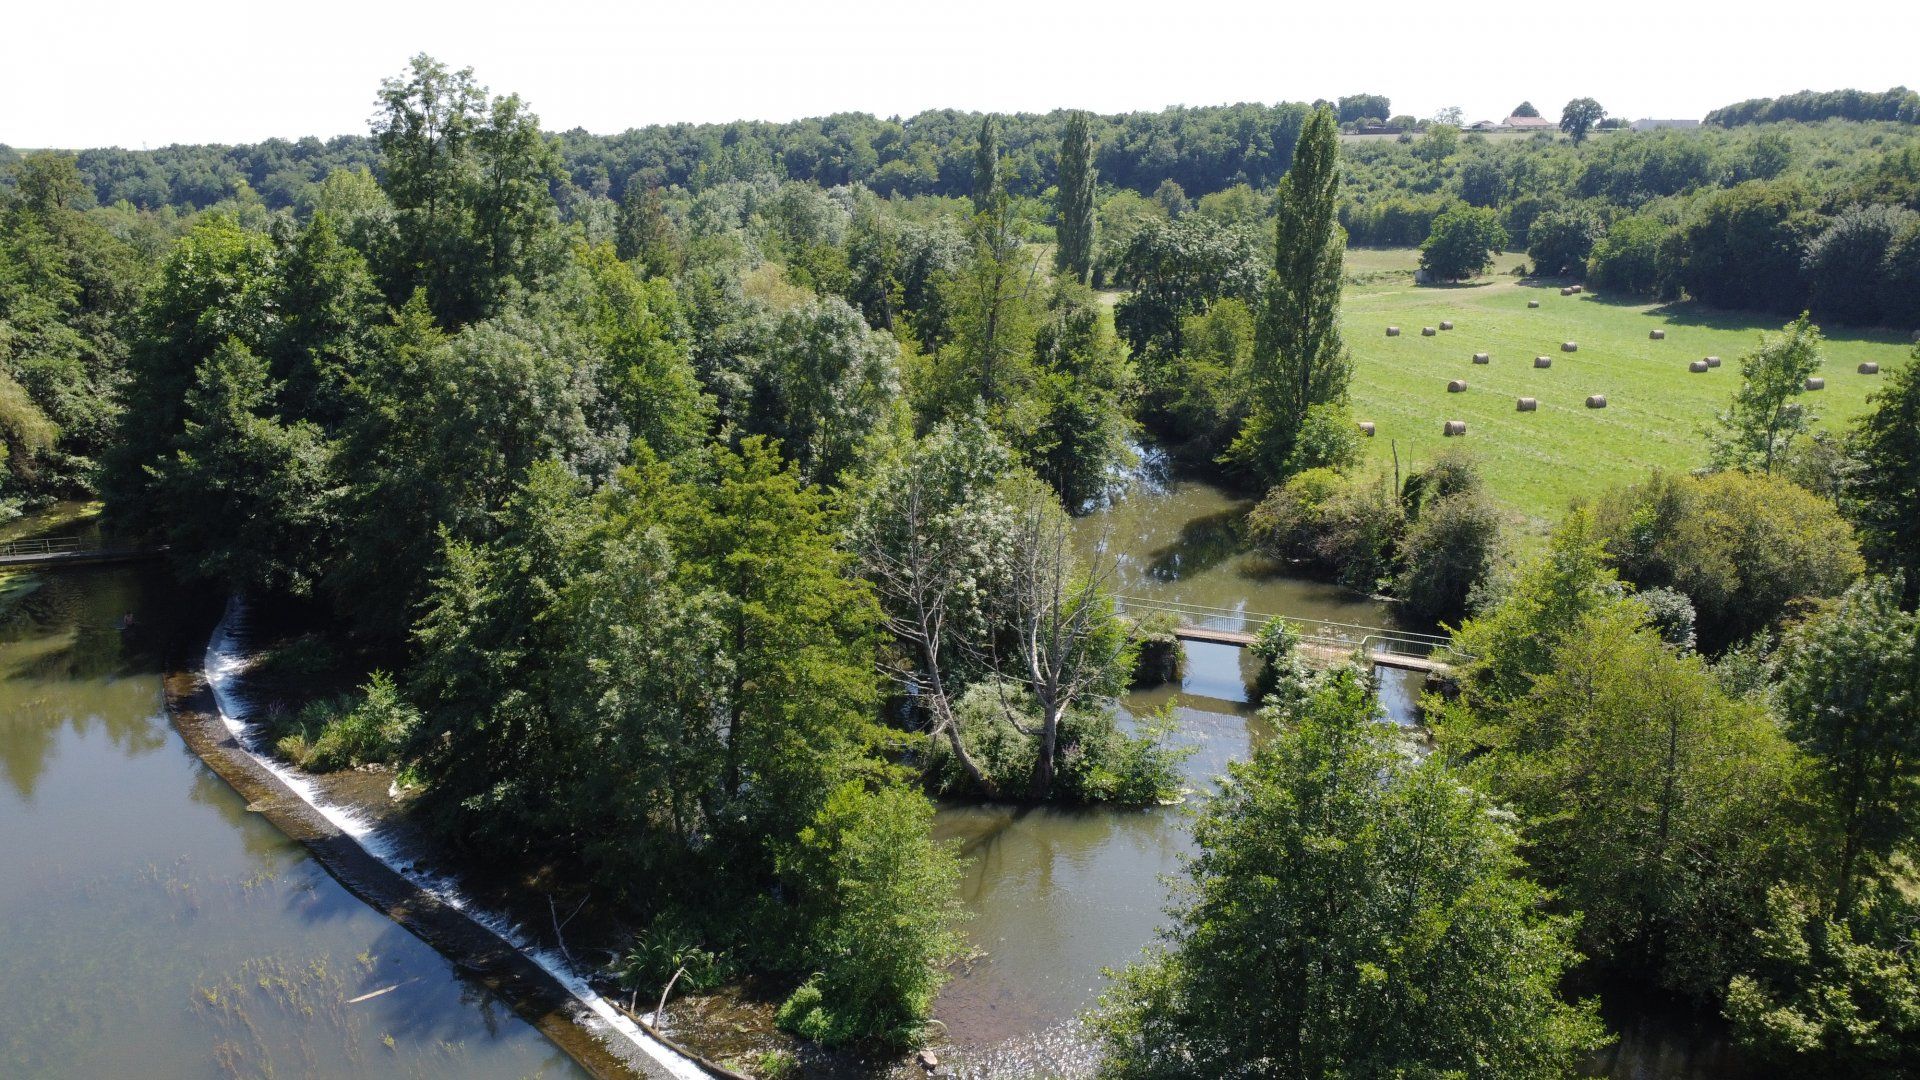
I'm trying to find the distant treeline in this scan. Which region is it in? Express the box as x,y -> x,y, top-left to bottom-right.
1,102 -> 1319,212
1708,87 -> 1920,127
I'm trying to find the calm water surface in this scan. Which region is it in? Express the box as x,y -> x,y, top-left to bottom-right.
0,566 -> 585,1079
930,465 -> 1734,1079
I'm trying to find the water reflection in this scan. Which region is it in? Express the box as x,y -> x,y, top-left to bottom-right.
0,566 -> 584,1079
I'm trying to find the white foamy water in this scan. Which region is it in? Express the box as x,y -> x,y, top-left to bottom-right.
203,596 -> 707,1080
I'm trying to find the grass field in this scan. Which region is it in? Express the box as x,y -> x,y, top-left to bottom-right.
1338,248 -> 1915,535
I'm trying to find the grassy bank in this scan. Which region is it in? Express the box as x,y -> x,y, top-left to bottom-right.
1339,248 -> 1913,534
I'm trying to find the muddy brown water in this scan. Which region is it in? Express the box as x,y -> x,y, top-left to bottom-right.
0,563 -> 590,1079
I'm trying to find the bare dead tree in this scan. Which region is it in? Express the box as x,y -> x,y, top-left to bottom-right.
855,477 -> 997,795
996,485 -> 1129,800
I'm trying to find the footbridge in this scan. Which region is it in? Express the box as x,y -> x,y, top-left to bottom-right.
0,536 -> 165,570
1116,594 -> 1464,675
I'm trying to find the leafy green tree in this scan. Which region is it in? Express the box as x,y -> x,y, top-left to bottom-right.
1726,885 -> 1920,1074
1462,602 -> 1807,997
1054,111 -> 1096,283
1847,348 -> 1920,599
328,300 -> 622,640
1336,94 -> 1392,124
1231,105 -> 1351,485
745,296 -> 904,486
1804,205 -> 1916,326
615,181 -> 680,279
1587,214 -> 1680,297
1420,203 -> 1507,281
1528,206 -> 1603,276
1560,98 -> 1607,144
568,242 -> 709,463
1777,576 -> 1920,918
1024,280 -> 1135,507
149,341 -> 335,596
926,190 -> 1040,427
1110,215 -> 1263,361
1395,474 -> 1502,625
1708,313 -> 1825,474
265,212 -> 385,427
1414,122 -> 1459,163
1094,670 -> 1606,1078
775,783 -> 964,1047
372,54 -> 563,326
1680,181 -> 1817,314
105,214 -> 275,533
1592,469 -> 1862,652
971,115 -> 999,215
1512,101 -> 1541,118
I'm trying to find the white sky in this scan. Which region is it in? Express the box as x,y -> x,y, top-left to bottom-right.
5,0 -> 1917,149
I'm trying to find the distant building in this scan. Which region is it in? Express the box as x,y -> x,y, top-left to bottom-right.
1630,118 -> 1702,132
1504,114 -> 1556,131
1469,120 -> 1501,131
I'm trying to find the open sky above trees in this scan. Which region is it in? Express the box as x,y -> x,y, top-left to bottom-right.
7,0 -> 1917,147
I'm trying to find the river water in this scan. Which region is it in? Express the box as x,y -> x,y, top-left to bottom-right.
926,467 -> 1419,1076
926,464 -> 1741,1079
0,563 -> 587,1079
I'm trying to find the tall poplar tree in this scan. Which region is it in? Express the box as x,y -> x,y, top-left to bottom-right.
972,115 -> 1000,215
1054,111 -> 1096,283
1231,104 -> 1351,484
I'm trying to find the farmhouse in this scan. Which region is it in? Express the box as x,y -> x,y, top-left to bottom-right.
1503,114 -> 1555,131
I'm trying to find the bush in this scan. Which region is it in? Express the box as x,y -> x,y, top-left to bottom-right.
1247,468 -> 1405,591
1587,214 -> 1681,297
777,783 -> 963,1048
928,681 -> 1188,805
1395,488 -> 1502,626
617,911 -> 736,997
1283,402 -> 1364,475
1126,611 -> 1186,688
1527,207 -> 1604,277
1591,470 -> 1863,652
270,672 -> 417,771
1247,617 -> 1322,712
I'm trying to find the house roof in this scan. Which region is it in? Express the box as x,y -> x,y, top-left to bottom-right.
1504,114 -> 1555,129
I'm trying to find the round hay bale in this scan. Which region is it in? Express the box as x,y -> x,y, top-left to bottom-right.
1534,356 -> 1553,368
1386,326 -> 1401,337
1516,397 -> 1538,412
1473,352 -> 1490,364
1705,355 -> 1721,368
1561,342 -> 1579,352
1357,421 -> 1376,436
1689,360 -> 1710,373
1586,395 -> 1607,409
1559,286 -> 1574,296
1527,299 -> 1541,308
1447,380 -> 1469,393
1440,320 -> 1455,330
1570,284 -> 1583,294
1649,329 -> 1666,340
1805,377 -> 1825,391
1443,420 -> 1467,437
1421,326 -> 1438,336
1859,362 -> 1880,375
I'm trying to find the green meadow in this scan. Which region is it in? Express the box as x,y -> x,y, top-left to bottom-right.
1339,248 -> 1915,534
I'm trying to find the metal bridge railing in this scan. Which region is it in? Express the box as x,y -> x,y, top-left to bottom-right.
1113,593 -> 1467,663
0,535 -> 90,557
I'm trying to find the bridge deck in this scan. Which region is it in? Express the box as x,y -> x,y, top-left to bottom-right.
1170,625 -> 1452,675
0,548 -> 164,570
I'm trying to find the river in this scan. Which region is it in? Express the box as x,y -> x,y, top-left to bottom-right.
0,561 -> 589,1079
925,462 -> 1744,1079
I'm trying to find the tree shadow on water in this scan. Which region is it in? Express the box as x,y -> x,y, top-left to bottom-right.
1142,507 -> 1247,582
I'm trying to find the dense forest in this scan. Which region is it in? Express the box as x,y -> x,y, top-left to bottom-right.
6,57 -> 1920,1075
